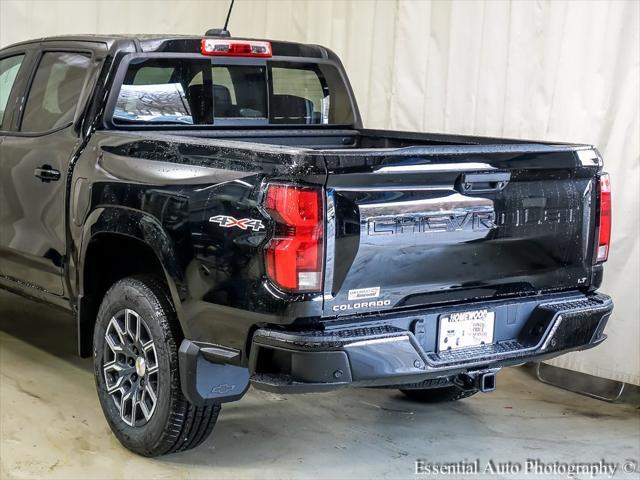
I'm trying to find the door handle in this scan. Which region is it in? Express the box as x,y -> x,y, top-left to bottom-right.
458,171 -> 511,193
34,165 -> 61,183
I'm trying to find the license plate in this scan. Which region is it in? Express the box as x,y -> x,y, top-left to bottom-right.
438,309 -> 495,352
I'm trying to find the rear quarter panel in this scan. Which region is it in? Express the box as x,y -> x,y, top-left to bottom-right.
71,132 -> 326,351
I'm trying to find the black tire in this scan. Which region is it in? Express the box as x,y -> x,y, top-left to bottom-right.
400,386 -> 478,403
93,275 -> 220,456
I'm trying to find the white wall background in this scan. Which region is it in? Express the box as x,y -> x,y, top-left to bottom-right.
1,0 -> 639,385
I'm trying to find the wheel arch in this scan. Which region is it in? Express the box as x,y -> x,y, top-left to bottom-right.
77,207 -> 187,357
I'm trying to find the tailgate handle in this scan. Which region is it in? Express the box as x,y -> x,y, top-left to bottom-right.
459,172 -> 511,193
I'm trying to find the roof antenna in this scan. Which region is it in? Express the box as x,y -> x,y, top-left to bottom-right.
205,0 -> 234,37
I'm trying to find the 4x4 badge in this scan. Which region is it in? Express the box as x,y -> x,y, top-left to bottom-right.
209,215 -> 265,232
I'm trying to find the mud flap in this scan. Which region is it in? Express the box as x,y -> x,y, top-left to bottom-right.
178,340 -> 250,405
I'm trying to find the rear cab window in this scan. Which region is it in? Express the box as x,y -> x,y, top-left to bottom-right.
271,65 -> 327,124
110,55 -> 354,127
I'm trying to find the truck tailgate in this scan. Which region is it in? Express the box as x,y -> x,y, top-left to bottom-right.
322,145 -> 601,316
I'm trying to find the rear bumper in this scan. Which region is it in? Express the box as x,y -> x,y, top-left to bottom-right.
179,291 -> 612,404
248,292 -> 613,393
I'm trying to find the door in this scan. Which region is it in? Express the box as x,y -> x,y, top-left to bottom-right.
0,53 -> 28,280
0,50 -> 91,295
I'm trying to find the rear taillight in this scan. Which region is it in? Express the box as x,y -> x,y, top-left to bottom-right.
596,173 -> 611,263
264,185 -> 324,292
200,39 -> 272,57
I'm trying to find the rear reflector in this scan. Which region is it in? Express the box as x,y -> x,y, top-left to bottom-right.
264,185 -> 323,292
201,39 -> 272,57
596,173 -> 611,263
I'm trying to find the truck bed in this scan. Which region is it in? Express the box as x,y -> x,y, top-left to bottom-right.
101,128 -> 601,318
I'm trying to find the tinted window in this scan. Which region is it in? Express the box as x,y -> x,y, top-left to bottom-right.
269,62 -> 354,125
270,65 -> 326,124
114,60 -> 268,125
112,57 -> 354,126
211,65 -> 267,119
22,52 -> 91,132
115,58 -> 210,125
0,55 -> 25,129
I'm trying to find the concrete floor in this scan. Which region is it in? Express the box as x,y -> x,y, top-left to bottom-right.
1,289 -> 638,480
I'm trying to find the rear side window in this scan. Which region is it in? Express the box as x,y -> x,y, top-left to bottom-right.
0,55 -> 25,129
21,52 -> 91,132
112,56 -> 354,126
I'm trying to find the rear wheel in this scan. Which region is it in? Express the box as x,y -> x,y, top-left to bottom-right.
400,386 -> 478,403
93,275 -> 220,456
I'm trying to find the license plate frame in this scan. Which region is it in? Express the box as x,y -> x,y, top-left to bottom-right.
438,309 -> 495,352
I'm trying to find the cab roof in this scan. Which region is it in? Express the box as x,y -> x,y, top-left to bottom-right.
2,34 -> 334,59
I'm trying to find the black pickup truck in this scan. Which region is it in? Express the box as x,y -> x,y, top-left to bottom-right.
0,34 -> 613,456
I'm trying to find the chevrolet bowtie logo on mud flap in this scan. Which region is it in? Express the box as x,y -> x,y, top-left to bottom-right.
367,208 -> 496,236
210,215 -> 265,232
211,384 -> 236,394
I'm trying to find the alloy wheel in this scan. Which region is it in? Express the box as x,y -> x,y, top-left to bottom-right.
102,309 -> 159,427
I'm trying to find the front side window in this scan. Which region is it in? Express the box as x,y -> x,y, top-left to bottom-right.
21,52 -> 91,132
112,56 -> 354,127
0,55 -> 25,129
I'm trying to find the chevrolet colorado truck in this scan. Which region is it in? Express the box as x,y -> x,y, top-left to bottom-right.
0,34 -> 613,456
